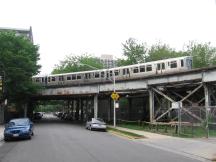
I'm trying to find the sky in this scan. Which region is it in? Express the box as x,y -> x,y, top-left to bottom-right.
0,0 -> 216,74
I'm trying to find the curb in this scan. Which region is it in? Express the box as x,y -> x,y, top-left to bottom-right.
108,130 -> 144,140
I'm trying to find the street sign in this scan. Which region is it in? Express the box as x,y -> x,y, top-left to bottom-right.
111,92 -> 120,101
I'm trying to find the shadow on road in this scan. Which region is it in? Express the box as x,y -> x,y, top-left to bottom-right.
33,114 -> 85,126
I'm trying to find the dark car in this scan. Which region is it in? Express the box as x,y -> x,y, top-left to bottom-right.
4,118 -> 34,141
33,112 -> 43,120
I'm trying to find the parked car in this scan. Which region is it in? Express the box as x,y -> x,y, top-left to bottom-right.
57,112 -> 63,118
33,112 -> 43,120
4,118 -> 34,141
86,118 -> 107,131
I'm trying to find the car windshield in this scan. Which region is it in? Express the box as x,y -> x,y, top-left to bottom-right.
92,118 -> 104,123
96,118 -> 104,122
9,119 -> 28,126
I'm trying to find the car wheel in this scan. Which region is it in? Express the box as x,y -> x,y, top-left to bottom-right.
4,138 -> 9,142
31,132 -> 34,136
28,135 -> 32,140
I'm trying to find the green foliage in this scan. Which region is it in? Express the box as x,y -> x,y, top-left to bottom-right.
120,38 -> 216,69
52,53 -> 103,74
0,31 -> 40,104
185,41 -> 216,68
146,42 -> 184,62
119,38 -> 147,66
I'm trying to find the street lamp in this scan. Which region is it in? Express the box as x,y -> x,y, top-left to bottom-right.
78,63 -> 117,127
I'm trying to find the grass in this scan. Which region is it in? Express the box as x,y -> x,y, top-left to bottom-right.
117,122 -> 216,138
107,127 -> 144,139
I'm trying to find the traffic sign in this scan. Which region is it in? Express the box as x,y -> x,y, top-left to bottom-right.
111,92 -> 120,101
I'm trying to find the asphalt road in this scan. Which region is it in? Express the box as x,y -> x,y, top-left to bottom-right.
0,116 -> 202,162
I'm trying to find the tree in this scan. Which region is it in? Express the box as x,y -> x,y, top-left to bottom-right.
0,31 -> 40,107
147,42 -> 184,62
120,38 -> 148,66
185,41 -> 216,68
52,53 -> 103,74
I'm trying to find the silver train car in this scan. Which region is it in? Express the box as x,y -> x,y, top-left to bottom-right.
32,56 -> 193,87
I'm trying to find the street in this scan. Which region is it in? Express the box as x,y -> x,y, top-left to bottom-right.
0,116 -> 202,162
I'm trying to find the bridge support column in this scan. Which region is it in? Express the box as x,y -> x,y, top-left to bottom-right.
128,98 -> 132,120
94,94 -> 98,118
149,88 -> 154,123
204,84 -> 211,138
81,99 -> 84,121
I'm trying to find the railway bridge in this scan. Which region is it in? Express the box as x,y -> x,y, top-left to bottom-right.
32,67 -> 216,126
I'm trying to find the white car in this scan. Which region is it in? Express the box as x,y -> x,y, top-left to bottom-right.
86,118 -> 107,131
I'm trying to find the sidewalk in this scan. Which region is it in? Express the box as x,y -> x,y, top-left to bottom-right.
111,126 -> 216,161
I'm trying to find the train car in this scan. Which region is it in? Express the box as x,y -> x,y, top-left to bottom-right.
33,56 -> 192,87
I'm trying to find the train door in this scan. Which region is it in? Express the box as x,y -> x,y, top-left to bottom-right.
156,62 -> 165,74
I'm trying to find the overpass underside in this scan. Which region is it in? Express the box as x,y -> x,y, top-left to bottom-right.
32,67 -> 216,126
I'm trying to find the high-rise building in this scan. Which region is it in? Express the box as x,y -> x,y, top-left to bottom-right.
100,54 -> 116,69
0,26 -> 33,43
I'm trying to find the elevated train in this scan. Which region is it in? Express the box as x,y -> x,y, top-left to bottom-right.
32,56 -> 193,87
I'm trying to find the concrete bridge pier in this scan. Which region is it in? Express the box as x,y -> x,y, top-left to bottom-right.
94,94 -> 98,119
148,88 -> 155,123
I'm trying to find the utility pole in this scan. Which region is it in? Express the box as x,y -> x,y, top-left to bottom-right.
113,72 -> 116,127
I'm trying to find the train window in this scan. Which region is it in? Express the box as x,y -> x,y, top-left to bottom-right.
85,73 -> 90,79
162,63 -> 165,69
72,75 -> 76,80
140,66 -> 145,72
101,71 -> 104,78
126,68 -> 129,74
95,72 -> 100,78
48,77 -> 50,82
77,75 -> 81,79
157,64 -> 161,70
59,76 -> 64,81
123,69 -> 126,75
114,70 -> 119,76
110,71 -> 113,77
170,61 -> 177,68
146,65 -> 152,71
133,67 -> 139,73
67,76 -> 71,80
181,59 -> 184,67
52,77 -> 56,81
